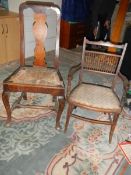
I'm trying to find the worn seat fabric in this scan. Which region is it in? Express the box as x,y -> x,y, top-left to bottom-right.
69,83 -> 121,112
9,67 -> 64,86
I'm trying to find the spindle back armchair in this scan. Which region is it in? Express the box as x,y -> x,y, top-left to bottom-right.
65,37 -> 128,143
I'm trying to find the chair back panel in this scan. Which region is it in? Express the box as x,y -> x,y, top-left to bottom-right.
19,1 -> 60,68
84,51 -> 121,74
81,38 -> 127,77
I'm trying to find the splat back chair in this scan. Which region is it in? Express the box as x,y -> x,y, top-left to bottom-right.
2,1 -> 65,128
65,37 -> 128,143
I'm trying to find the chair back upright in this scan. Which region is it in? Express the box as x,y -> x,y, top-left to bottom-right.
19,1 -> 60,69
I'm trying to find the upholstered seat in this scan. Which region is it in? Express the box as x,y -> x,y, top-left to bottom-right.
9,67 -> 64,86
69,83 -> 121,112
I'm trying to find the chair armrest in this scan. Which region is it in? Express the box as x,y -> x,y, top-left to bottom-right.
118,72 -> 129,93
117,72 -> 129,105
66,63 -> 81,99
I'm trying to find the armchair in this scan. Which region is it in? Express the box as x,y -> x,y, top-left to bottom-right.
65,37 -> 128,143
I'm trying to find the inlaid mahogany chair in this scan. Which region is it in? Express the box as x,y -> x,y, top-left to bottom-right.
2,1 -> 65,129
65,37 -> 128,143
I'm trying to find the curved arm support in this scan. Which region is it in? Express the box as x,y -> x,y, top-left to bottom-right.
66,63 -> 81,99
114,72 -> 129,106
119,72 -> 129,104
118,72 -> 129,92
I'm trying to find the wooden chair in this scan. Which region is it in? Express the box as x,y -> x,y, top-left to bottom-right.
65,37 -> 128,143
2,1 -> 65,129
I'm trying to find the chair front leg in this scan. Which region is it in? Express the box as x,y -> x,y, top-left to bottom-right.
55,96 -> 65,130
64,104 -> 74,132
109,113 -> 119,143
2,91 -> 12,125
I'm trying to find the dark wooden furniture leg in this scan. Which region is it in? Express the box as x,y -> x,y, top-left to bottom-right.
64,104 -> 74,132
109,113 -> 119,143
2,91 -> 12,124
55,96 -> 65,129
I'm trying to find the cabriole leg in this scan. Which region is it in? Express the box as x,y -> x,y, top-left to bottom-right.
55,96 -> 65,130
2,91 -> 12,125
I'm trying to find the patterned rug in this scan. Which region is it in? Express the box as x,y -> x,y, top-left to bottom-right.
0,48 -> 130,175
0,92 -> 55,122
45,113 -> 131,175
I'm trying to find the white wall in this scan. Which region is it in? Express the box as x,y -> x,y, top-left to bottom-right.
8,0 -> 62,57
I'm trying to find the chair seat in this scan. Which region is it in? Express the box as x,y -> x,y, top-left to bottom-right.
8,67 -> 64,87
69,83 -> 121,112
